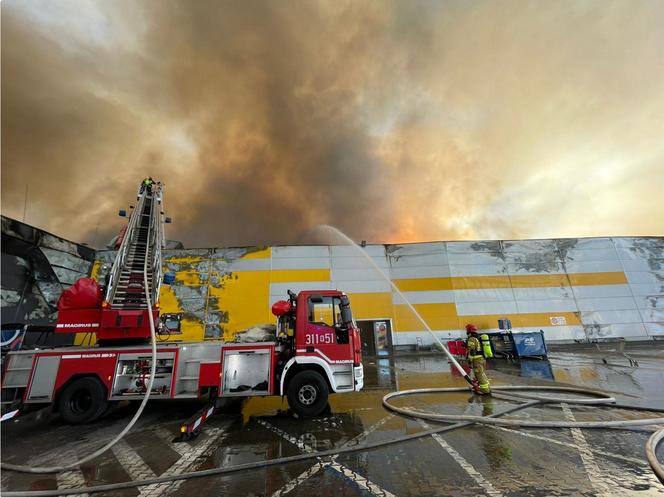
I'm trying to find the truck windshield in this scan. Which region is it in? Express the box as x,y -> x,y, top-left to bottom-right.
307,296 -> 353,327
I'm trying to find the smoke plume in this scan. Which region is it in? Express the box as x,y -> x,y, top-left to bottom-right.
2,0 -> 663,247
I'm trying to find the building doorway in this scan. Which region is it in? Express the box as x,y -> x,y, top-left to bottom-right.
356,319 -> 393,356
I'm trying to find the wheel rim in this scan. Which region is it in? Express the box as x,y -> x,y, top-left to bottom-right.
298,385 -> 317,406
69,388 -> 93,415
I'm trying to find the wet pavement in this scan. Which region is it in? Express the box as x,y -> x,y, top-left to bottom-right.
2,343 -> 664,496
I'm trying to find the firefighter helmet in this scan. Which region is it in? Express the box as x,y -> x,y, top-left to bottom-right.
466,323 -> 478,334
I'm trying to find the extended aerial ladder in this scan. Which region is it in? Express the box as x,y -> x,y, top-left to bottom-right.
106,185 -> 163,311
54,182 -> 168,342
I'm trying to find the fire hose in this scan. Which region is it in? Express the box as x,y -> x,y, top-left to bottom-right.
2,385 -> 663,496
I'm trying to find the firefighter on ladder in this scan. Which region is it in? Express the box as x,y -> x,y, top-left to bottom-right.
139,177 -> 154,195
466,323 -> 492,394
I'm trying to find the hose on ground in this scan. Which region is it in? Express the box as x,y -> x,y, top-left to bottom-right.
1,212 -> 158,474
4,387 -> 664,496
647,428 -> 664,483
382,386 -> 664,428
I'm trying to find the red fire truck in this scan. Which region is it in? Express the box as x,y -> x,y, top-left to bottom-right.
1,181 -> 364,432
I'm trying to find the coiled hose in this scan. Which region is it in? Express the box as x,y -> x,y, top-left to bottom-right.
647,428 -> 664,483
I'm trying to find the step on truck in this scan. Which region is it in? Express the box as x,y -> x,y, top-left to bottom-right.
1,179 -> 364,433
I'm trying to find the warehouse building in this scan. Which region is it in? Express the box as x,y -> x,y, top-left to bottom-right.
91,236 -> 663,351
2,216 -> 662,353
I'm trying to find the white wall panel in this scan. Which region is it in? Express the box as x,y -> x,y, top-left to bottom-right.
389,242 -> 447,254
504,251 -> 560,263
449,264 -> 507,277
580,309 -> 642,325
453,288 -> 515,302
507,262 -> 566,274
331,256 -> 389,270
564,261 -> 623,273
512,286 -> 573,300
390,266 -> 451,279
269,281 -> 332,297
447,251 -> 505,265
639,309 -> 664,323
626,271 -> 664,284
620,259 -> 660,272
388,252 -> 448,267
456,301 -> 518,315
613,237 -> 664,250
271,257 -> 330,270
576,297 -> 637,312
272,246 -> 330,258
331,280 -> 391,293
571,284 -> 633,298
539,325 -> 586,341
445,241 -> 502,253
393,290 -> 455,305
517,299 -> 577,313
330,268 -> 387,282
504,240 -> 557,252
645,322 -> 664,336
570,238 -> 613,250
582,322 -> 647,340
563,248 -> 618,262
330,245 -> 386,257
630,283 -> 664,296
635,296 -> 664,309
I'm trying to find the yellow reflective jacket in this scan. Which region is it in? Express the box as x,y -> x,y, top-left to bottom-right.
467,335 -> 482,359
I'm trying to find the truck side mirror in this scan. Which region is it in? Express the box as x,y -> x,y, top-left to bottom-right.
118,209 -> 127,217
165,217 -> 172,224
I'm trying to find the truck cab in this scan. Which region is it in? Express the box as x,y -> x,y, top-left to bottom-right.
273,290 -> 364,416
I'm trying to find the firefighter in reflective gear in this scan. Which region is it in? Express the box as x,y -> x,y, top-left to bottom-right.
139,177 -> 154,194
466,323 -> 491,394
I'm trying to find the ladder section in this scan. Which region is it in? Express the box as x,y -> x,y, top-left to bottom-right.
109,193 -> 157,310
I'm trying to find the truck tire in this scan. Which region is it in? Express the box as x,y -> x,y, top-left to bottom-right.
57,376 -> 108,424
287,370 -> 329,418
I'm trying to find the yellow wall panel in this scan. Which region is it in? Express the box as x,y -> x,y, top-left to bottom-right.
208,271 -> 272,341
270,269 -> 330,283
394,278 -> 453,292
347,292 -> 393,319
567,272 -> 627,286
507,274 -> 569,288
451,276 -> 511,289
393,303 -> 458,331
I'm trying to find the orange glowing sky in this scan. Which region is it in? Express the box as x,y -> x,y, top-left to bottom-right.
2,0 -> 663,248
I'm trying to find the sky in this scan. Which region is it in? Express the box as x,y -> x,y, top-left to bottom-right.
2,0 -> 663,248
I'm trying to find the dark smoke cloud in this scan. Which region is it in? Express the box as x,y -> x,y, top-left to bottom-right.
2,0 -> 663,248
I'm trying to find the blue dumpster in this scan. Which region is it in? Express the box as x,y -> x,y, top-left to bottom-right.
511,331 -> 547,358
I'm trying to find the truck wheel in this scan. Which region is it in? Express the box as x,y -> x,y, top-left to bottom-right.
58,377 -> 108,424
287,370 -> 329,418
